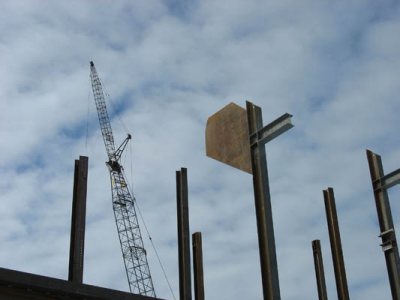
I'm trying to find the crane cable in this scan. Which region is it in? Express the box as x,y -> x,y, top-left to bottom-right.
100,78 -> 129,135
128,141 -> 177,300
85,77 -> 91,153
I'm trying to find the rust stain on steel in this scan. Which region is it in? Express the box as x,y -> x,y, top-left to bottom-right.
205,102 -> 252,174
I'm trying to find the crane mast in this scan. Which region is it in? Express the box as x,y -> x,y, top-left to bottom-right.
89,61 -> 156,297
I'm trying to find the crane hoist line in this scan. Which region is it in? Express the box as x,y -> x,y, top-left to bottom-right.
89,61 -> 156,297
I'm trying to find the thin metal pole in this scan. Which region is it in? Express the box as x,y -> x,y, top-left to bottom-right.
246,101 -> 281,300
323,188 -> 349,300
366,150 -> 400,300
312,240 -> 328,300
192,232 -> 204,300
177,168 -> 192,300
68,156 -> 88,283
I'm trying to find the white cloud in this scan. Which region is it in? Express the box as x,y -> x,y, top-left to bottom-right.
0,1 -> 399,299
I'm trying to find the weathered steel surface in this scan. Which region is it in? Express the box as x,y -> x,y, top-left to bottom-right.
0,267 -> 164,300
69,156 -> 88,284
246,101 -> 281,300
323,188 -> 350,300
312,240 -> 328,300
366,150 -> 400,300
192,232 -> 205,300
205,102 -> 252,174
177,168 -> 192,300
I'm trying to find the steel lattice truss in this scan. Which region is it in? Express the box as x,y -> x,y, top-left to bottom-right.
109,169 -> 155,296
90,66 -> 115,160
90,62 -> 156,297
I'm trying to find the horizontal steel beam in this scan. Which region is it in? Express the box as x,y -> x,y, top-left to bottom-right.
374,168 -> 400,191
0,267 -> 164,300
250,113 -> 293,146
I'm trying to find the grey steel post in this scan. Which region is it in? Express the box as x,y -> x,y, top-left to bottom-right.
192,232 -> 204,300
177,168 -> 192,300
312,240 -> 328,300
68,156 -> 88,283
366,150 -> 400,300
323,188 -> 349,300
246,101 -> 293,300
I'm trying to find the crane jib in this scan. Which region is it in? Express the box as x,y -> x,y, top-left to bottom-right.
90,65 -> 116,159
89,61 -> 156,296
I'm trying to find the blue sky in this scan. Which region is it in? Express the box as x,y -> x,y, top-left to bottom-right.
0,1 -> 400,299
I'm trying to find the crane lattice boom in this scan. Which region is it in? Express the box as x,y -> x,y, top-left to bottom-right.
89,61 -> 156,297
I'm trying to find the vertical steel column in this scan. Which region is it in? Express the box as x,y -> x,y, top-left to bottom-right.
246,102 -> 281,300
177,168 -> 192,300
323,188 -> 349,300
192,232 -> 204,300
312,240 -> 328,300
366,150 -> 400,299
68,156 -> 88,284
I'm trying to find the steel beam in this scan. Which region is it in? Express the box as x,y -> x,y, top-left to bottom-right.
323,188 -> 349,300
312,240 -> 328,300
246,101 -> 295,300
192,232 -> 204,300
68,156 -> 88,284
0,266 -> 164,300
366,150 -> 400,300
374,168 -> 400,192
249,113 -> 293,146
177,168 -> 192,300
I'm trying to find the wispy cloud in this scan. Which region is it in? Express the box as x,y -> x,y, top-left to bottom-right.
0,1 -> 399,299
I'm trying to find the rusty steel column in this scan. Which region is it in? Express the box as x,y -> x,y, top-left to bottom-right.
323,188 -> 349,300
177,168 -> 192,300
68,156 -> 88,283
205,101 -> 292,300
312,240 -> 328,300
366,150 -> 400,300
246,102 -> 281,300
192,232 -> 204,300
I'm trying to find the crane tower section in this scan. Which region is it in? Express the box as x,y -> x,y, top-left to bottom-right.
89,61 -> 156,297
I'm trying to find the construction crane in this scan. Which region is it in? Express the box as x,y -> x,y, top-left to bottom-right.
89,61 -> 156,297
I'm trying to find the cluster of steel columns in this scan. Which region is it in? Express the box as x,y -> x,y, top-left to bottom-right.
312,188 -> 350,300
241,102 -> 400,300
310,158 -> 400,300
311,152 -> 400,300
68,158 -> 205,299
69,106 -> 400,300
